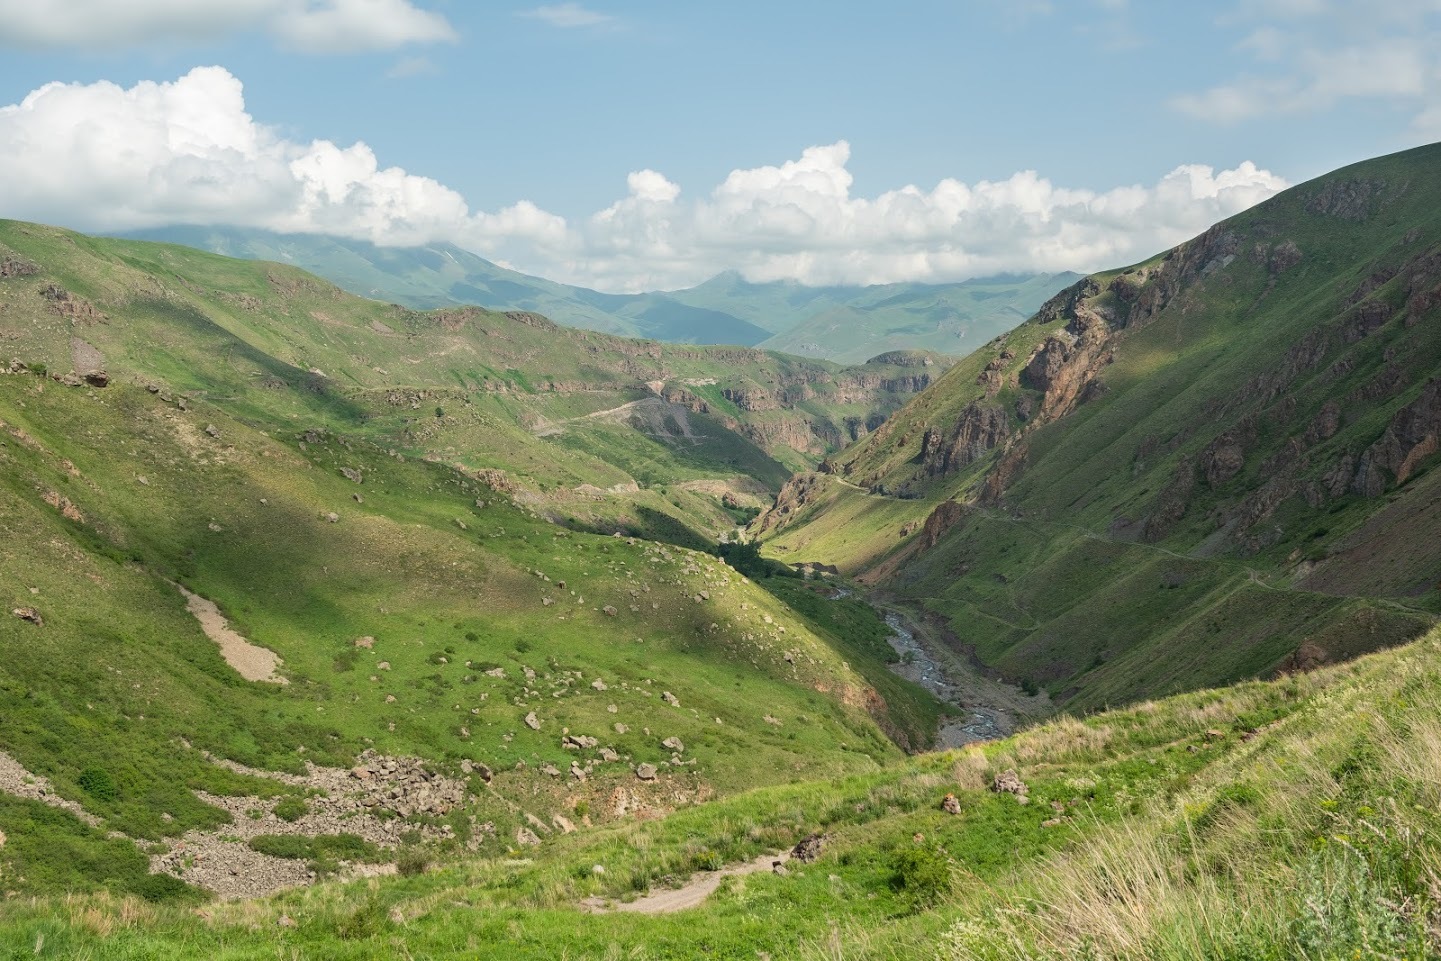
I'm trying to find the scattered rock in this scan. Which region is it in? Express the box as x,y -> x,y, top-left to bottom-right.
324,512 -> 339,524
591,679 -> 608,691
276,915 -> 296,928
614,723 -> 628,734
376,661 -> 391,671
1204,728 -> 1225,741
204,424 -> 220,439
602,605 -> 618,617
940,793 -> 961,815
772,861 -> 789,876
661,737 -> 684,753
563,734 -> 598,750
516,827 -> 541,846
992,769 -> 1028,798
524,712 -> 541,731
661,691 -> 680,707
354,636 -> 375,649
340,467 -> 363,484
791,833 -> 825,863
11,607 -> 42,626
635,763 -> 658,781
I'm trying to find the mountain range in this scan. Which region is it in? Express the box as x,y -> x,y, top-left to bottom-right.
124,226 -> 1078,364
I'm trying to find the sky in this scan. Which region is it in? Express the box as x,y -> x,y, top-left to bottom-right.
0,0 -> 1437,292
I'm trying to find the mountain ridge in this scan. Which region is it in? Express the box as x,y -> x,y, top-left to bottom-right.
121,226 -> 1078,362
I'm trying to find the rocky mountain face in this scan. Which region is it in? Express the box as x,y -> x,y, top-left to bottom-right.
759,144 -> 1441,709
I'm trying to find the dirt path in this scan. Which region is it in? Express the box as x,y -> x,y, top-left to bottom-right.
580,851 -> 789,914
176,584 -> 287,684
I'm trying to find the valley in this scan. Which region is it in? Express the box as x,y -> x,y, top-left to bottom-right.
2,145 -> 1441,961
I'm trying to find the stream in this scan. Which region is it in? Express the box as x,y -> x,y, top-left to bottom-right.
831,588 -> 1038,749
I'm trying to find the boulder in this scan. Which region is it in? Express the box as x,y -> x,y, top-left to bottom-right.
940,793 -> 961,815
791,833 -> 825,863
661,737 -> 684,753
11,608 -> 42,626
992,769 -> 1028,797
524,712 -> 541,731
635,763 -> 658,781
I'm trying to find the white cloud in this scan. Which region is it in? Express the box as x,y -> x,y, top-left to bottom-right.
518,3 -> 613,28
0,0 -> 455,53
1173,1 -> 1441,126
0,68 -> 1287,292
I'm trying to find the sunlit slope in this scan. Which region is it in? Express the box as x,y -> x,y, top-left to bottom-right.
761,142 -> 1441,707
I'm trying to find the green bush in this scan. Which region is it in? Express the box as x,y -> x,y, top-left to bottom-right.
396,847 -> 431,877
76,767 -> 118,803
891,844 -> 954,910
272,797 -> 308,822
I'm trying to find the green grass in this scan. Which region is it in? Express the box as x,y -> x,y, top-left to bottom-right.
7,625 -> 1441,959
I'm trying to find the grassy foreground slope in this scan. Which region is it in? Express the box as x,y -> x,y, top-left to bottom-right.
6,621 -> 1440,958
761,143 -> 1441,709
0,220 -> 942,546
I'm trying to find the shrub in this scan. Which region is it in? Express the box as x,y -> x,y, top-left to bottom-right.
273,797 -> 308,822
396,847 -> 431,877
891,845 -> 954,910
77,767 -> 118,802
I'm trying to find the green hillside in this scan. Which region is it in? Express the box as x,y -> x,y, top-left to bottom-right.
759,143 -> 1441,711
0,221 -> 954,907
0,221 -> 949,547
124,227 -> 1075,360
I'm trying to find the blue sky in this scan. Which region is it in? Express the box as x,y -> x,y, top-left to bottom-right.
0,1 -> 1437,291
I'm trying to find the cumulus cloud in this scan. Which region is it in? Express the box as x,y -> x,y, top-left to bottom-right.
0,68 -> 1288,292
0,0 -> 455,53
1173,0 -> 1441,128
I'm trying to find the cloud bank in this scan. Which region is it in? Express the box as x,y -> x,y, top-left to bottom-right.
0,0 -> 456,53
0,68 -> 1288,291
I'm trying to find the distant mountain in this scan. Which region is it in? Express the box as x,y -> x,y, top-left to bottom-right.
123,227 -> 1075,361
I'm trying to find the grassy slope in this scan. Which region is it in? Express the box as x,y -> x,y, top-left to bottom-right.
762,143 -> 1441,708
0,222 -> 958,901
8,620 -> 1440,959
0,220 -> 937,547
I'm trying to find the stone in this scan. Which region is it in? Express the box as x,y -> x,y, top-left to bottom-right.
662,736 -> 684,753
325,512 -> 339,523
602,605 -> 617,617
772,861 -> 789,876
992,769 -> 1028,797
791,833 -> 825,863
12,608 -> 42,626
516,827 -> 541,846
204,424 -> 220,438
591,679 -> 607,691
635,763 -> 658,781
277,915 -> 296,928
661,691 -> 680,707
614,723 -> 628,734
524,712 -> 541,731
376,661 -> 391,671
940,793 -> 961,815
354,636 -> 375,649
